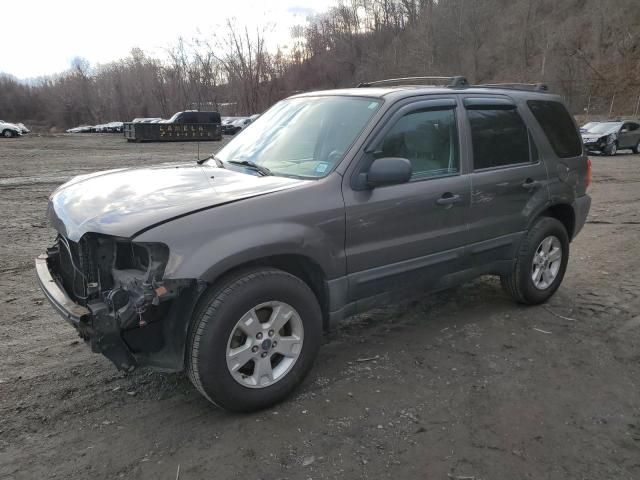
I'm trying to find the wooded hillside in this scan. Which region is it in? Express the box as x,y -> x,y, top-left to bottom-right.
1,0 -> 638,129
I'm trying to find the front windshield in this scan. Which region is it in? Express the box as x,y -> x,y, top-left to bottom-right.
214,96 -> 382,178
586,122 -> 622,134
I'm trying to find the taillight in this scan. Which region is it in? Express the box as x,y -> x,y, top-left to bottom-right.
586,158 -> 592,189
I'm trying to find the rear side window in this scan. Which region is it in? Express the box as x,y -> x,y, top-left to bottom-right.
527,100 -> 582,158
468,109 -> 530,169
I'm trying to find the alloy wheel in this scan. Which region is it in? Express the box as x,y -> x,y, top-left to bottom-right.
531,235 -> 562,290
226,301 -> 304,388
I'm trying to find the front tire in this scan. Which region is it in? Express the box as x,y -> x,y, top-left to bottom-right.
501,217 -> 569,305
606,141 -> 618,156
186,268 -> 322,412
2,129 -> 14,138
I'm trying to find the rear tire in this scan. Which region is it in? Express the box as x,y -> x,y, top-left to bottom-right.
186,268 -> 322,412
2,129 -> 14,138
632,140 -> 640,154
501,217 -> 569,305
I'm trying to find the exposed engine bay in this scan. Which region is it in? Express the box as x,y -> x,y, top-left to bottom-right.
44,234 -> 196,370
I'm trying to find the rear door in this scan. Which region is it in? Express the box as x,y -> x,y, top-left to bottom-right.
342,97 -> 472,302
463,96 -> 549,265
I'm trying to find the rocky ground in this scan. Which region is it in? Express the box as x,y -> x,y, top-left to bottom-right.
0,134 -> 638,480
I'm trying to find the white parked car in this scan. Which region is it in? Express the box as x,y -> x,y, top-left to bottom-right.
66,125 -> 94,133
222,116 -> 259,135
0,120 -> 23,137
131,117 -> 162,123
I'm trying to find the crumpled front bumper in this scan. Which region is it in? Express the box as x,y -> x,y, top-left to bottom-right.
35,254 -> 90,326
35,253 -> 137,370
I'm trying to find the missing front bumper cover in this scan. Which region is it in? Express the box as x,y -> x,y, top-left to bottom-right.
36,253 -> 137,371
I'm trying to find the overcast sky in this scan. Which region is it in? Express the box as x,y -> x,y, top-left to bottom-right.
0,0 -> 333,79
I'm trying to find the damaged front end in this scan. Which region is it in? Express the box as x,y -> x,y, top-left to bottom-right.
36,234 -> 198,371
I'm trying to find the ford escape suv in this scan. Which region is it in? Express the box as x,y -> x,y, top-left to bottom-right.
36,76 -> 591,412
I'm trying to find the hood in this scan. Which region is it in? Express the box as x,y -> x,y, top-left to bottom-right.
48,163 -> 310,241
1,122 -> 21,130
582,124 -> 621,137
582,130 -> 617,142
581,133 -> 605,141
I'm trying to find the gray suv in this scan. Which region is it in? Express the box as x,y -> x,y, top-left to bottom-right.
36,77 -> 591,411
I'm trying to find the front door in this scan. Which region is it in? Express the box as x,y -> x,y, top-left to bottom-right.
619,122 -> 640,150
342,99 -> 471,303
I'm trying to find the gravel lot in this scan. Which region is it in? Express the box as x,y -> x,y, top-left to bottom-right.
1,134 -> 639,480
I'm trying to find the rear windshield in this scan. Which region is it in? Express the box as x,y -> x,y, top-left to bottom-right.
527,100 -> 582,158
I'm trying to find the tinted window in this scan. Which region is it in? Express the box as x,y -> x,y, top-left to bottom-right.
376,108 -> 459,180
623,123 -> 639,132
468,109 -> 530,169
527,100 -> 582,158
198,112 -> 221,123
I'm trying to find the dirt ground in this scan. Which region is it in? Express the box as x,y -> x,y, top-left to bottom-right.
0,134 -> 639,480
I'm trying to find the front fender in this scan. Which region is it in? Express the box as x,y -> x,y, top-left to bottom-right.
132,177 -> 347,283
168,221 -> 340,282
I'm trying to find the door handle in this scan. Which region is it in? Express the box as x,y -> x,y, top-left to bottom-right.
436,193 -> 462,206
522,178 -> 542,190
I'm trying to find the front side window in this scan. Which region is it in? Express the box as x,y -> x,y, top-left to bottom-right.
214,96 -> 381,178
468,109 -> 530,169
375,108 -> 459,180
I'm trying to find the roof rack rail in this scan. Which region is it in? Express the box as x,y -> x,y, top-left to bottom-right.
357,76 -> 469,88
473,83 -> 549,92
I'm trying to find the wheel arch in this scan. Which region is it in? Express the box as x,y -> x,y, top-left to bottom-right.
534,203 -> 576,240
192,253 -> 331,331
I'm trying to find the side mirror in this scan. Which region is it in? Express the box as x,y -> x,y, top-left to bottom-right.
621,128 -> 628,133
367,157 -> 412,188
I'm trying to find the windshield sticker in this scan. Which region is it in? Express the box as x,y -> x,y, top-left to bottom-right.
315,162 -> 329,174
368,101 -> 380,110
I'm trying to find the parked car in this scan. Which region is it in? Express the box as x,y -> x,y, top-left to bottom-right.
0,120 -> 23,137
221,117 -> 239,134
130,118 -> 163,124
36,77 -> 591,412
94,122 -> 124,133
222,115 -> 258,135
66,125 -> 95,133
581,120 -> 640,155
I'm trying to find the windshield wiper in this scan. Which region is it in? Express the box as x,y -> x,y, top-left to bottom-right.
227,160 -> 272,176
